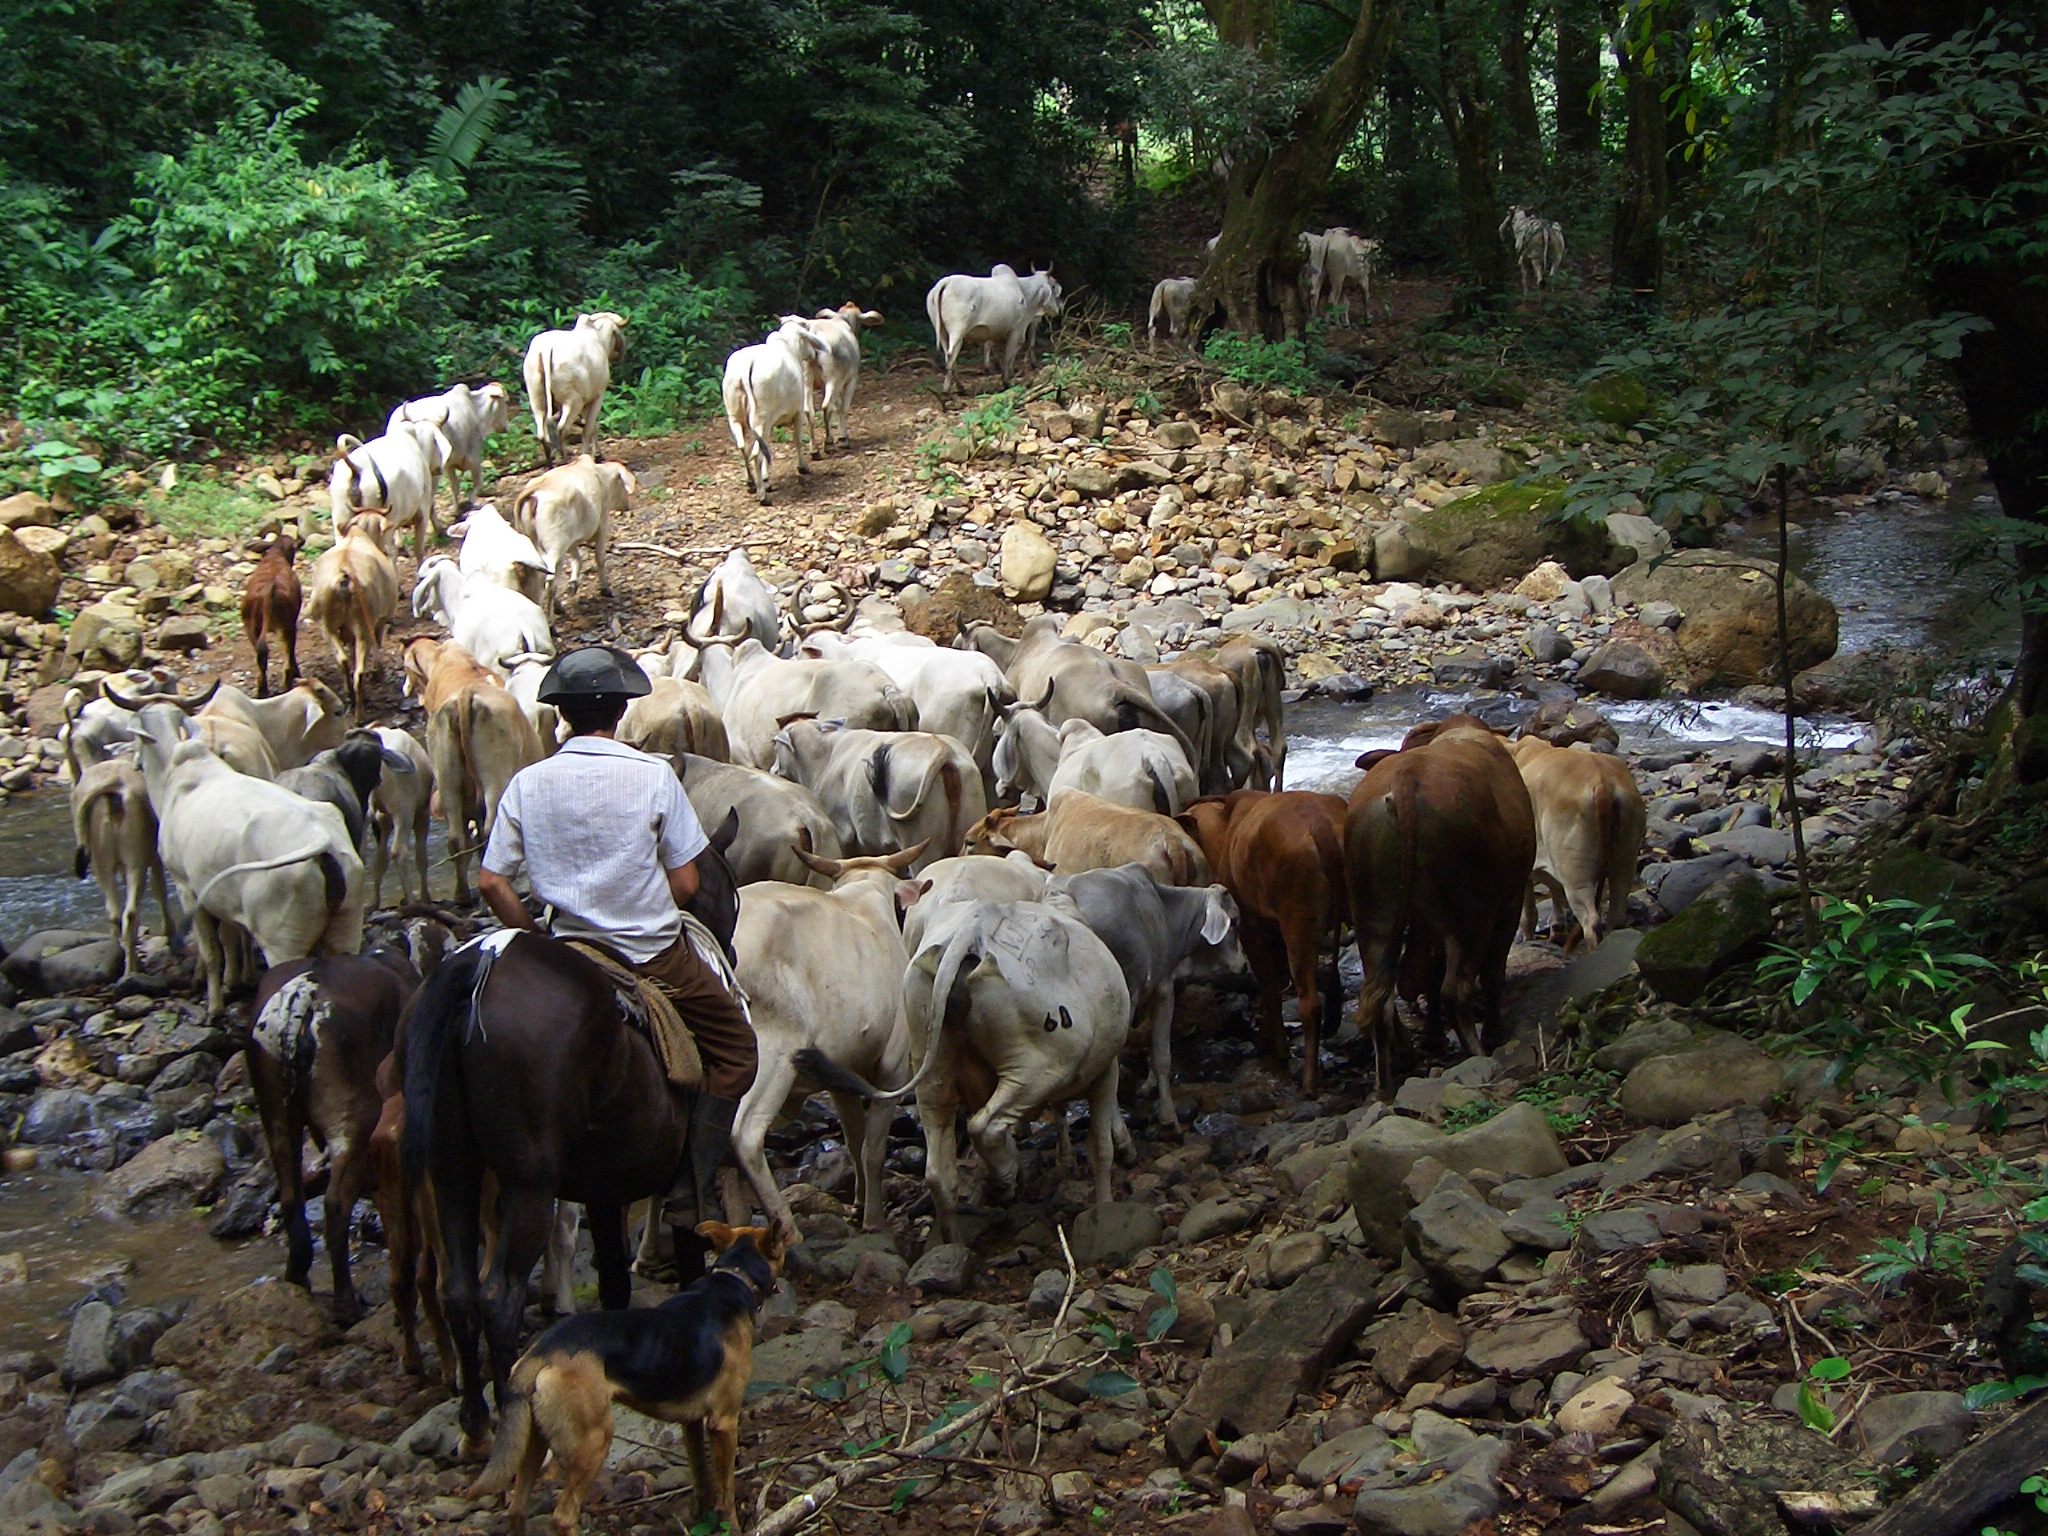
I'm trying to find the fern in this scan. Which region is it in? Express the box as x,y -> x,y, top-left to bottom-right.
425,76 -> 514,180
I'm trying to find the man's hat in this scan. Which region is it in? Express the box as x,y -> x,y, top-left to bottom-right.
535,644 -> 653,704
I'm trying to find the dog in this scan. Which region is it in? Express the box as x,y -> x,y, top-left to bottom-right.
470,1220 -> 789,1536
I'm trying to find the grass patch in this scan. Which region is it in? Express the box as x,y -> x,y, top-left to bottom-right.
144,480 -> 274,540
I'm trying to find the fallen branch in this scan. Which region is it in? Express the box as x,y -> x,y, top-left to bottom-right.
613,540 -> 781,560
751,1229 -> 1092,1536
1855,1393 -> 2048,1536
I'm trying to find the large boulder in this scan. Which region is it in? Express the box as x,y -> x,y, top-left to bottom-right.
1632,869 -> 1773,1003
0,527 -> 60,618
1618,1031 -> 1786,1126
999,522 -> 1057,601
66,599 -> 144,670
1578,639 -> 1664,699
1345,1103 -> 1566,1258
92,1132 -> 225,1217
1405,481 -> 1626,591
1613,551 -> 1838,687
1408,437 -> 1517,488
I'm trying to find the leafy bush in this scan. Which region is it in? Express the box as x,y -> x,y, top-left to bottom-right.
1202,331 -> 1319,391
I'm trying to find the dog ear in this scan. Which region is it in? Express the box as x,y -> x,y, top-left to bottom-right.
695,1220 -> 736,1250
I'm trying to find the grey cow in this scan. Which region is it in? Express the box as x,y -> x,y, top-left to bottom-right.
1043,864 -> 1243,1132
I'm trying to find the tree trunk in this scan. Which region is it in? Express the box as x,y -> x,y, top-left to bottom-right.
1849,2 -> 2048,728
1499,0 -> 1543,184
1553,0 -> 1603,158
1610,2 -> 1669,296
1425,0 -> 1513,295
1190,0 -> 1405,339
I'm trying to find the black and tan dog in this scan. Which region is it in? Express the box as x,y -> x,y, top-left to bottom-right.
471,1220 -> 790,1536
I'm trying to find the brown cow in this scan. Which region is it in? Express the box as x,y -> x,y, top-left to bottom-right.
240,534 -> 301,698
1346,715 -> 1535,1093
1178,790 -> 1348,1091
402,637 -> 541,900
368,1060 -> 456,1385
965,793 -> 1210,885
1510,736 -> 1646,949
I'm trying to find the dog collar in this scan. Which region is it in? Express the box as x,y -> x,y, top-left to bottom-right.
704,1264 -> 771,1320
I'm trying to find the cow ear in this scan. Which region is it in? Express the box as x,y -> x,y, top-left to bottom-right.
1201,892 -> 1235,945
894,878 -> 926,913
1354,748 -> 1396,771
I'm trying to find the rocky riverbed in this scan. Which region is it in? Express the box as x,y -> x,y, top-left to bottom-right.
0,357 -> 2030,1536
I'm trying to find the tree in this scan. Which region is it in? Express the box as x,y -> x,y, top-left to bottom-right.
1553,0 -> 1603,159
1401,0 -> 1516,296
1610,0 -> 1676,296
1184,0 -> 1404,338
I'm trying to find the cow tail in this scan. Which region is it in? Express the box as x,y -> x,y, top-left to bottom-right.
926,281 -> 947,361
319,850 -> 348,915
470,1355 -> 541,1496
71,773 -> 123,879
1306,808 -> 1350,933
401,942 -> 489,1178
348,571 -> 379,661
455,689 -> 482,835
512,489 -> 538,535
1147,761 -> 1172,817
1594,780 -> 1621,931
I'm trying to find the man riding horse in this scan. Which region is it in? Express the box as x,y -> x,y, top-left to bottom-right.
477,644 -> 756,1280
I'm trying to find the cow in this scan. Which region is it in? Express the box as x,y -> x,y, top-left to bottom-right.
1499,206 -> 1565,294
367,726 -> 435,907
411,555 -> 555,677
1042,864 -> 1242,1131
726,844 -> 929,1238
1509,736 -> 1647,949
1176,790 -> 1349,1092
276,729 -> 414,849
63,704 -> 172,981
1190,634 -> 1287,788
686,548 -> 781,649
247,948 -> 421,1320
1148,277 -> 1198,345
925,266 -> 1063,393
509,454 -> 633,617
965,793 -> 1210,886
401,638 -> 542,901
58,669 -> 197,766
693,637 -> 912,768
769,719 -> 984,872
673,754 -> 843,888
617,676 -> 729,761
523,312 -> 627,465
1311,228 -> 1380,324
321,420 -> 451,559
800,631 -> 1010,800
388,381 -> 512,509
806,303 -> 885,450
722,318 -> 830,502
899,851 -> 1050,954
993,709 -> 1196,815
129,704 -> 366,1017
966,618 -> 1195,764
455,503 -> 553,607
1150,655 -> 1253,793
1345,716 -> 1536,1092
240,535 -> 301,699
305,513 -> 400,713
196,679 -> 350,770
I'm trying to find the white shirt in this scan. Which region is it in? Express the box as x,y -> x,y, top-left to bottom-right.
482,735 -> 708,963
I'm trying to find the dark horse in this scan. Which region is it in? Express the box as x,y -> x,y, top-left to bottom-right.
401,830 -> 739,1454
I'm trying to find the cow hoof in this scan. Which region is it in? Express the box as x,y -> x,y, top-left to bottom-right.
457,1431 -> 491,1464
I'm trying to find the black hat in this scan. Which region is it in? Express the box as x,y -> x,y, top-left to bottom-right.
535,645 -> 653,704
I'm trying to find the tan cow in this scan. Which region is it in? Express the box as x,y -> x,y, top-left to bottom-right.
1509,736 -> 1646,950
964,793 -> 1211,886
402,638 -> 541,900
306,512 -> 400,713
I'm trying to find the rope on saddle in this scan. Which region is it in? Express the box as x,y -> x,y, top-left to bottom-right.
564,939 -> 705,1090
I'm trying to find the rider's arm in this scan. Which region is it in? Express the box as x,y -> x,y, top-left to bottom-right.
666,859 -> 700,908
479,868 -> 536,932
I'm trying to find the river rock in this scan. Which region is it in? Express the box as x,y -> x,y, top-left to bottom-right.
1633,869 -> 1773,1002
92,1132 -> 226,1217
1071,1201 -> 1163,1269
21,1087 -> 98,1143
0,492 -> 54,530
1409,437 -> 1517,487
1507,929 -> 1642,1037
1346,1103 -> 1566,1258
1578,639 -> 1664,699
1621,1031 -> 1784,1125
1649,1263 -> 1730,1325
1353,1436 -> 1507,1536
1857,1390 -> 1971,1464
1165,1254 -> 1378,1464
1000,522 -> 1057,600
1431,648 -> 1510,689
748,1327 -> 857,1393
0,528 -> 60,618
33,939 -> 123,994
1298,1425 -> 1394,1487
1604,512 -> 1671,564
66,599 -> 144,670
1371,1306 -> 1465,1394
1404,1175 -> 1512,1294
1528,621 -> 1572,663
1405,480 -> 1627,591
1462,1309 -> 1588,1377
62,1301 -> 120,1389
1373,522 -> 1423,580
1519,696 -> 1619,750
1699,822 -> 1794,866
1659,1409 -> 1863,1536
1258,1230 -> 1331,1288
1557,1377 -> 1634,1436
1613,551 -> 1838,687
905,1243 -> 975,1296
1180,1196 -> 1258,1244
1793,649 -> 1929,710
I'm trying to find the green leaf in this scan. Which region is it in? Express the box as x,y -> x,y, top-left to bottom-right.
1149,1267 -> 1178,1304
1809,1357 -> 1852,1382
1083,1371 -> 1142,1400
1796,1382 -> 1836,1433
425,76 -> 516,180
1145,1304 -> 1180,1342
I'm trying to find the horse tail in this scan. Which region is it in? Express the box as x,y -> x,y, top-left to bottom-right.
470,1354 -> 542,1496
401,942 -> 489,1178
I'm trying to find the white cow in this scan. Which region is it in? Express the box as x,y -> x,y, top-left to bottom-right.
900,850 -> 1049,954
675,753 -> 843,888
410,556 -> 555,676
805,303 -> 885,450
1148,277 -> 1199,344
523,311 -> 627,465
366,725 -> 434,907
130,704 -> 365,1017
994,708 -> 1198,815
727,845 -> 928,1237
1500,206 -> 1565,293
505,658 -> 565,757
925,266 -> 1063,393
511,454 -> 634,617
722,319 -> 829,502
319,420 -> 450,558
616,676 -> 728,760
1315,228 -> 1380,324
694,637 -> 912,768
799,631 -> 1010,798
769,720 -> 985,872
455,503 -> 553,606
686,547 -> 781,648
388,381 -> 511,509
63,710 -> 173,981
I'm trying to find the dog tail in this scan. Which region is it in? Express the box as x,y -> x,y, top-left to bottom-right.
469,1357 -> 540,1496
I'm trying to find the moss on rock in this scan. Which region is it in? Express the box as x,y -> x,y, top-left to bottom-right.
1405,479 -> 1624,591
1633,869 -> 1773,1004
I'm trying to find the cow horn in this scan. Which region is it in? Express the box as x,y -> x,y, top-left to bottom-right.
791,841 -> 847,878
711,806 -> 740,855
877,839 -> 930,873
775,711 -> 819,730
1026,678 -> 1054,713
693,632 -> 743,650
102,683 -> 145,712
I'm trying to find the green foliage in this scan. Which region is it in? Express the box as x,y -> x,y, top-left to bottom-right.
144,478 -> 272,540
918,388 -> 1023,476
1202,332 -> 1318,392
1101,321 -> 1134,348
1859,1221 -> 1972,1295
424,76 -> 514,181
1757,895 -> 1997,1086
1797,1356 -> 1852,1433
1441,1099 -> 1503,1133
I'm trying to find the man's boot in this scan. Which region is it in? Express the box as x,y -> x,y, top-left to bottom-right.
662,1093 -> 741,1282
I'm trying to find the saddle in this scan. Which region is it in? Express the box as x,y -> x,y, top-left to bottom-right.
563,939 -> 704,1091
